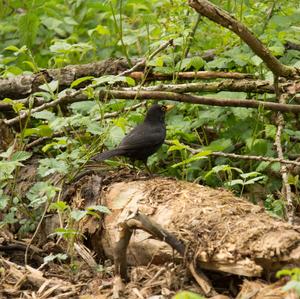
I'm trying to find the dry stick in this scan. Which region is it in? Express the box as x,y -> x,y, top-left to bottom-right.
5,89 -> 300,126
184,14 -> 202,58
102,90 -> 300,113
129,70 -> 254,81
4,90 -> 87,126
24,201 -> 50,265
210,151 -> 300,167
125,79 -> 276,93
274,93 -> 294,223
164,140 -> 300,167
188,0 -> 299,78
119,39 -> 174,77
114,211 -> 213,295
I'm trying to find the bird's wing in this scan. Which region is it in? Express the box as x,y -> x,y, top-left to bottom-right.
119,123 -> 165,150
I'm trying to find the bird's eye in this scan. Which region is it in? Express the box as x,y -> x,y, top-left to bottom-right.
161,105 -> 167,112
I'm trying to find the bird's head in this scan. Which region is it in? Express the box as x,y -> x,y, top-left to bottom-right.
144,104 -> 173,123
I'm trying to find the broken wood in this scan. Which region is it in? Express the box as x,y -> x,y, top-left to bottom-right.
96,177 -> 300,279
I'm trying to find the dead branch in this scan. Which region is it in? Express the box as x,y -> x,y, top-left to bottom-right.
188,0 -> 300,78
103,90 -> 300,113
4,88 -> 300,126
274,92 -> 294,224
130,70 -> 254,81
114,210 -> 213,295
0,65 -> 254,101
126,79 -> 277,93
119,39 -> 174,77
0,58 -> 136,100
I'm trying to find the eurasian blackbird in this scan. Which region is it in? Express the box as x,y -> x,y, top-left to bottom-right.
91,104 -> 171,171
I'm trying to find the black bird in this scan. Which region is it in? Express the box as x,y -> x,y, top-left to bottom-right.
92,104 -> 171,172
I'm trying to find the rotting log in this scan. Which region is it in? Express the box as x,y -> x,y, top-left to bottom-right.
13,167 -> 300,279
94,177 -> 300,278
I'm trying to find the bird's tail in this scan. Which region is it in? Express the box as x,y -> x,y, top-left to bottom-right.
91,148 -> 125,162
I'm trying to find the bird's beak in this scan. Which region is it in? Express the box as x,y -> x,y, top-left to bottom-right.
165,104 -> 174,112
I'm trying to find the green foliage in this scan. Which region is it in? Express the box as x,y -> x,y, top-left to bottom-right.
264,194 -> 285,218
277,268 -> 300,295
173,291 -> 204,299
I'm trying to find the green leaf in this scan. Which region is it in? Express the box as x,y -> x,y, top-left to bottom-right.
240,172 -> 262,179
86,122 -> 104,135
172,150 -> 211,168
10,151 -> 32,162
26,182 -> 58,208
125,76 -> 136,86
265,124 -> 276,139
93,75 -> 133,86
88,25 -> 110,36
243,176 -> 265,185
225,179 -> 244,187
87,205 -> 111,214
50,201 -> 69,212
70,209 -> 87,221
173,290 -> 204,299
2,98 -> 25,113
168,140 -> 188,152
24,125 -> 53,137
206,139 -> 232,152
0,145 -> 14,158
0,191 -> 9,210
44,253 -> 68,264
4,45 -> 20,52
106,126 -> 125,147
70,101 -> 95,114
38,158 -> 68,177
114,117 -> 127,132
39,80 -> 59,93
32,111 -> 55,120
19,13 -> 40,48
71,76 -> 94,88
23,60 -> 38,72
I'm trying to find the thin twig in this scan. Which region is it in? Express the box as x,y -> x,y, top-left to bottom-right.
184,14 -> 202,58
188,0 -> 299,78
101,89 -> 300,113
5,87 -> 300,126
273,95 -> 294,223
119,39 -> 174,77
166,140 -> 300,167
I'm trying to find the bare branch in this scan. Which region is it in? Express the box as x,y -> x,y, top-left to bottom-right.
4,88 -> 300,126
273,91 -> 294,223
164,141 -> 300,167
130,70 -> 254,81
125,79 -> 277,94
188,0 -> 299,78
119,39 -> 174,77
101,90 -> 300,113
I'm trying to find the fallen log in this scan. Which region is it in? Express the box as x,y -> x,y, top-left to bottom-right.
95,177 -> 300,277
9,166 -> 300,296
